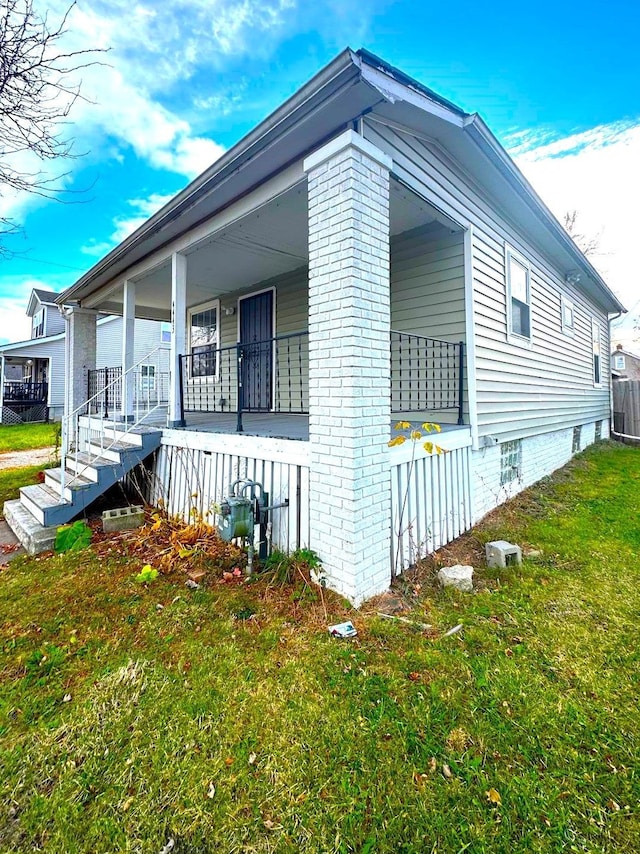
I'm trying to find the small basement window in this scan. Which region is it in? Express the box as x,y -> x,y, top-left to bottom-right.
572,425 -> 581,454
500,439 -> 522,486
506,247 -> 531,341
595,420 -> 602,441
561,295 -> 575,335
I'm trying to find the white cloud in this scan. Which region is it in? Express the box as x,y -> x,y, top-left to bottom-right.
0,277 -> 66,346
511,121 -> 640,347
79,193 -> 176,257
2,0 -> 299,226
109,193 -> 176,244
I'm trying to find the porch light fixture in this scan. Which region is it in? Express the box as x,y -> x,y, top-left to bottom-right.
224,306 -> 235,316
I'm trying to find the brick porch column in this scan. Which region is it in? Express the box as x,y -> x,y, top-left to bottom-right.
303,130 -> 392,606
64,307 -> 97,445
65,307 -> 97,417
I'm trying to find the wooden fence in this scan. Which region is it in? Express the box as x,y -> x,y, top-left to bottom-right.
612,381 -> 640,439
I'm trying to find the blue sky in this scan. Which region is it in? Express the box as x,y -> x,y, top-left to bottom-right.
1,0 -> 639,344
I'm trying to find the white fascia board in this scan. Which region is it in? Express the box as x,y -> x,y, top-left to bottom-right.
359,62 -> 465,128
0,331 -> 66,353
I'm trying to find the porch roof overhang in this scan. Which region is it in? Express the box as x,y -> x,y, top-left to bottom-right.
88,178 -> 459,318
0,331 -> 65,355
58,48 -> 624,317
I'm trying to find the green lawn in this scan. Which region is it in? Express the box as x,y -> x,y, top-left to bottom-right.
0,442 -> 638,852
0,464 -> 50,515
0,422 -> 59,453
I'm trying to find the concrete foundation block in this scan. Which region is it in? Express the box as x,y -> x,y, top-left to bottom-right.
102,505 -> 145,533
485,540 -> 522,568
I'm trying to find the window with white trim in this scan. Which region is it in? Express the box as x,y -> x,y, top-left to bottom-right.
614,354 -> 625,371
160,322 -> 171,344
561,295 -> 575,335
140,365 -> 156,391
506,247 -> 531,341
32,308 -> 45,338
500,439 -> 522,486
592,320 -> 601,385
188,300 -> 219,378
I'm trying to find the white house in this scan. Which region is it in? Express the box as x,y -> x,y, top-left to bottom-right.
0,288 -> 170,423
4,49 -> 624,604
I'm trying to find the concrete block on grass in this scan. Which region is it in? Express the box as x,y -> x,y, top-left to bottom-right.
102,505 -> 145,533
485,540 -> 522,568
438,565 -> 474,592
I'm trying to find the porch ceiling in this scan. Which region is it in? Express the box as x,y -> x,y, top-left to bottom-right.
95,178 -> 457,318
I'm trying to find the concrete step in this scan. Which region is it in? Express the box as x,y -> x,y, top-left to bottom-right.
79,418 -> 161,447
3,500 -> 58,555
19,483 -> 71,528
44,467 -> 95,501
87,439 -> 143,463
67,451 -> 118,482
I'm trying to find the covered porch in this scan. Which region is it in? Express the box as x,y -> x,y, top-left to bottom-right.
0,351 -> 53,424
63,129 -> 473,604
74,172 -> 468,437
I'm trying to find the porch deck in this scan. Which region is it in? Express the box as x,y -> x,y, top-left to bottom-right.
143,408 -> 467,442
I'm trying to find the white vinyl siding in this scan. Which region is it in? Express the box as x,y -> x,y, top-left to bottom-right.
96,317 -> 170,372
44,306 -> 65,337
363,119 -> 612,443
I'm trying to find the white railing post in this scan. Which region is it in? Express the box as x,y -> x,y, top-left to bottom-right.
169,252 -> 187,428
121,280 -> 136,423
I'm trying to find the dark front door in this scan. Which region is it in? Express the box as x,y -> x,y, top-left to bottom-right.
239,290 -> 273,411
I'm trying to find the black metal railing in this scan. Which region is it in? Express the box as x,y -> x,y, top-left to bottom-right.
391,331 -> 464,424
179,331 -> 309,432
177,330 -> 464,431
3,380 -> 48,404
87,367 -> 122,416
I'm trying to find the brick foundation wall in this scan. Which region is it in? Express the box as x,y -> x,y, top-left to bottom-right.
472,419 -> 609,521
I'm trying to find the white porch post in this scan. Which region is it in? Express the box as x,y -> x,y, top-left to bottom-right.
168,252 -> 187,428
121,279 -> 136,422
303,130 -> 393,606
65,307 -> 97,440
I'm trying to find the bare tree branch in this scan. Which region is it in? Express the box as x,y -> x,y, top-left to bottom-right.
0,0 -> 107,247
563,210 -> 602,258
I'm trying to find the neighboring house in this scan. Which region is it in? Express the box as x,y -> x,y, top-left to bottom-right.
611,344 -> 640,380
4,49 -> 624,606
0,288 -> 170,423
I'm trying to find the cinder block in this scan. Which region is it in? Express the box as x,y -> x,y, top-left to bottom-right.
102,505 -> 145,533
485,540 -> 522,568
